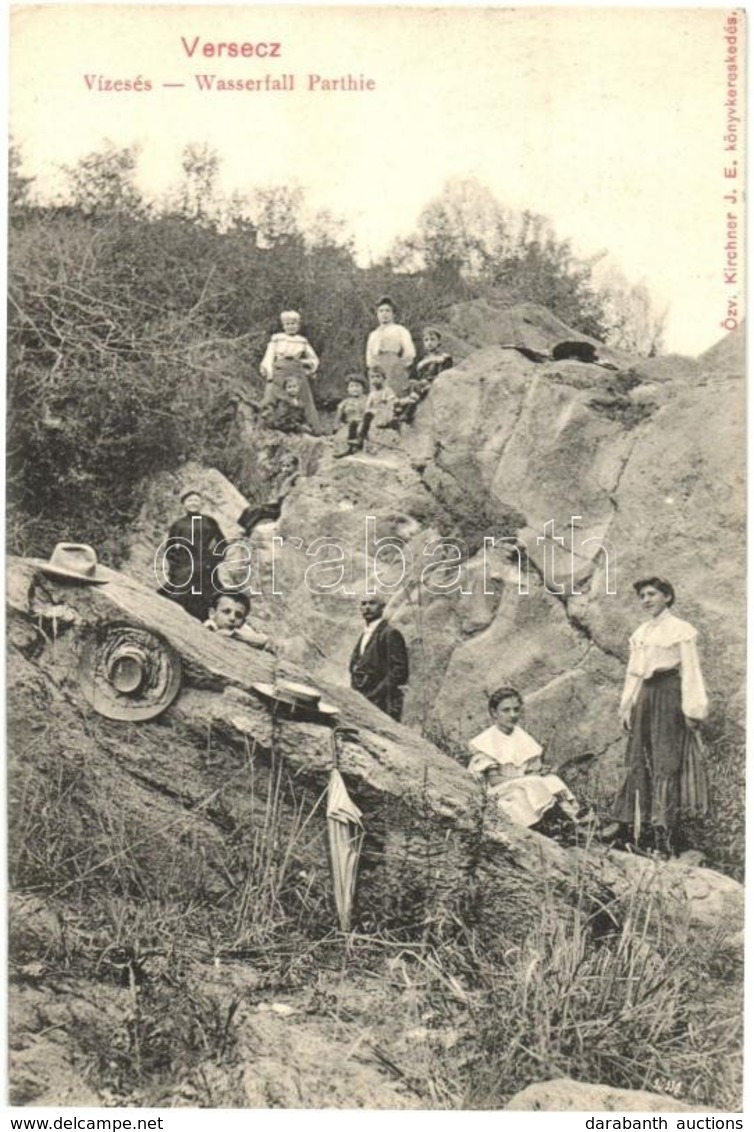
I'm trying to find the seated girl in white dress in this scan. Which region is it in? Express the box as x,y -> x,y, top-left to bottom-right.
468,686 -> 588,831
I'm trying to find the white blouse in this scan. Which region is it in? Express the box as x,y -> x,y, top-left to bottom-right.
260,333 -> 319,380
468,724 -> 543,783
620,609 -> 708,720
366,324 -> 416,369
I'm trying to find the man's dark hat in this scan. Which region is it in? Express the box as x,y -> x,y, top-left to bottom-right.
551,340 -> 599,364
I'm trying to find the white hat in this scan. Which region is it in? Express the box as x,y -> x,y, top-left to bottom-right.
78,625 -> 182,721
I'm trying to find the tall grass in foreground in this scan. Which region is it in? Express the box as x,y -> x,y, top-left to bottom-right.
8,708 -> 743,1109
8,723 -> 332,1104
322,865 -> 742,1110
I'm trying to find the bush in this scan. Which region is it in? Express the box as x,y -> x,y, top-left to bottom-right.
8,146 -> 653,560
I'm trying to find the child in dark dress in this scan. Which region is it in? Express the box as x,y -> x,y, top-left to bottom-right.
260,376 -> 311,434
394,326 -> 453,425
157,488 -> 225,621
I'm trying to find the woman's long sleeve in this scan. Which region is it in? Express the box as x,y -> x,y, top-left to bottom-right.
365,329 -> 379,369
619,671 -> 642,719
679,635 -> 709,719
398,325 -> 416,365
619,634 -> 643,719
260,339 -> 275,380
467,748 -> 520,783
302,338 -> 319,375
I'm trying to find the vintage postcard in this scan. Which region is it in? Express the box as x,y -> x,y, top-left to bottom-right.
6,4 -> 746,1120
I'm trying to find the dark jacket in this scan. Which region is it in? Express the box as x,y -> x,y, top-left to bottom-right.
349,619 -> 409,721
166,512 -> 224,586
163,511 -> 225,621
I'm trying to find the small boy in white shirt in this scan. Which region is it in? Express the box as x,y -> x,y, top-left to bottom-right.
362,366 -> 397,442
333,375 -> 369,457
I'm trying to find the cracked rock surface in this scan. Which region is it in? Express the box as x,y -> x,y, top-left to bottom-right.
127,304 -> 744,794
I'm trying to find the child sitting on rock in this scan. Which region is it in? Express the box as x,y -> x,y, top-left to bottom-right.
333,375 -> 368,457
362,366 -> 398,442
394,326 -> 453,425
260,376 -> 311,434
468,686 -> 594,839
204,590 -> 273,651
238,453 -> 300,537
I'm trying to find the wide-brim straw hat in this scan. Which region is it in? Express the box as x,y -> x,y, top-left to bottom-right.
34,543 -> 110,585
252,681 -> 339,720
78,623 -> 182,721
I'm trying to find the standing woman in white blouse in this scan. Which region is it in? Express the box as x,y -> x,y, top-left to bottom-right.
611,576 -> 709,856
365,296 -> 416,397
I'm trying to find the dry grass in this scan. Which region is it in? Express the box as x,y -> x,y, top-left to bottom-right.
315,862 -> 742,1110
8,678 -> 743,1110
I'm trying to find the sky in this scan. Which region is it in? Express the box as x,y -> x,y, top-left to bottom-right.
9,5 -> 742,355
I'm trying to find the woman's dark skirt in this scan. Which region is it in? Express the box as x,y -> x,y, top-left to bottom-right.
261,358 -> 321,434
613,667 -> 687,832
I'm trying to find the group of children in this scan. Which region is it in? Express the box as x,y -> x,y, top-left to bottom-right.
256,298 -> 454,453
333,323 -> 453,457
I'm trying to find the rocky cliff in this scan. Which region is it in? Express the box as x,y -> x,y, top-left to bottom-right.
10,304 -> 745,1109
7,551 -> 744,1107
127,303 -> 745,804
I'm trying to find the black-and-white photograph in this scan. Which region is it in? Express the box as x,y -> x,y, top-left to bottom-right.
6,5 -> 746,1117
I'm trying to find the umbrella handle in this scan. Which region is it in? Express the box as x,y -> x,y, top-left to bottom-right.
331,725 -> 359,769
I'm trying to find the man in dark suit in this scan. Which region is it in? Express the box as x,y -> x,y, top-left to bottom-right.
349,597 -> 409,721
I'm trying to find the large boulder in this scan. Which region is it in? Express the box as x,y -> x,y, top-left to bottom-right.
121,304 -> 745,809
7,555 -> 744,944
7,555 -> 744,1107
505,1078 -> 713,1112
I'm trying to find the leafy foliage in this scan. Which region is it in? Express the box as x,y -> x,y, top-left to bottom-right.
390,178 -> 666,346
8,145 -> 665,562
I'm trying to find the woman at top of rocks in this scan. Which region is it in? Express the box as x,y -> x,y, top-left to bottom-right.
468,686 -> 594,838
608,576 -> 709,858
365,296 -> 416,398
260,309 -> 321,434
